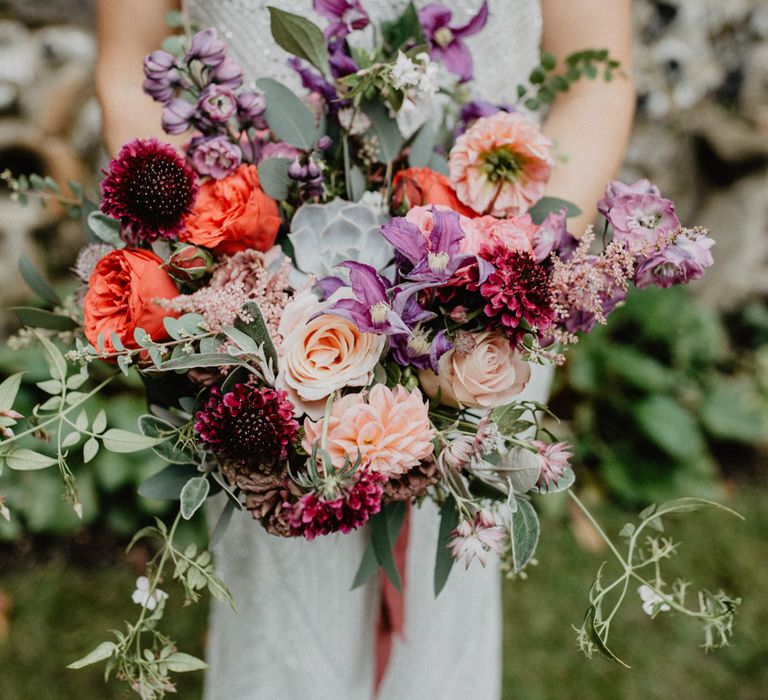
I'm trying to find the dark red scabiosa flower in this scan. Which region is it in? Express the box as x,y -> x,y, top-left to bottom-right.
100,138 -> 198,245
195,383 -> 299,469
286,469 -> 384,540
479,243 -> 555,339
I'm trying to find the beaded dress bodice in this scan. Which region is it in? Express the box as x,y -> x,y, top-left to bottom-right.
186,0 -> 543,104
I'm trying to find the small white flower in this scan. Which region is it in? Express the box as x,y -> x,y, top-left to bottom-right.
416,53 -> 440,96
390,51 -> 422,90
638,584 -> 671,616
132,576 -> 169,611
338,107 -> 372,136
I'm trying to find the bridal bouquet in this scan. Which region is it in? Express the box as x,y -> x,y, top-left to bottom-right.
0,2 -> 740,696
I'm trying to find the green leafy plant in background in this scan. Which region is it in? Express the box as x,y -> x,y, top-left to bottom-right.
559,286 -> 768,504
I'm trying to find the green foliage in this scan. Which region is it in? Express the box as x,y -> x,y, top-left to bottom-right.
256,77 -> 321,149
561,286 -> 768,503
268,7 -> 330,77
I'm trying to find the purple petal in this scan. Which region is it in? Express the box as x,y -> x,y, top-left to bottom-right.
418,4 -> 453,36
314,0 -> 349,20
452,0 -> 489,38
315,275 -> 347,299
336,261 -> 388,306
429,207 -> 465,256
430,330 -> 453,373
380,218 -> 428,265
440,40 -> 474,82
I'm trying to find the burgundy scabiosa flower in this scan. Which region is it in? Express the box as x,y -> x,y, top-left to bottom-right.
479,244 -> 555,339
100,138 -> 198,245
195,383 -> 300,469
286,469 -> 384,540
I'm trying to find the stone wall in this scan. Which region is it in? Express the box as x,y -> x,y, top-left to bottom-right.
0,0 -> 765,314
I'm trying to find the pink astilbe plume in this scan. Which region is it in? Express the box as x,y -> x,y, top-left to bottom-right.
549,229 -> 634,340
158,249 -> 292,338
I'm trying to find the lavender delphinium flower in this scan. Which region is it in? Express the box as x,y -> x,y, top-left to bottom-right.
209,55 -> 244,89
237,90 -> 267,129
607,192 -> 681,254
314,0 -> 369,40
187,135 -> 242,179
185,28 -> 228,67
161,98 -> 197,135
418,1 -> 489,82
143,50 -> 182,103
198,84 -> 238,123
634,228 -> 715,289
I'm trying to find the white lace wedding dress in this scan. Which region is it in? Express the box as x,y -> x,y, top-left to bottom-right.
186,2 -> 548,698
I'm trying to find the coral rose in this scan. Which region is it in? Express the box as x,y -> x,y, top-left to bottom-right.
83,248 -> 180,352
181,163 -> 281,255
418,331 -> 531,408
276,289 -> 386,419
449,111 -> 554,217
392,167 -> 476,216
303,384 -> 435,477
460,214 -> 537,255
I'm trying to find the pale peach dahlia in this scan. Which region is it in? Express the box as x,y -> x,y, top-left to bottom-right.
449,111 -> 554,217
302,384 -> 435,477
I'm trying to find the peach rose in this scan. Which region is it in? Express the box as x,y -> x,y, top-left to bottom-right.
302,384 -> 434,476
449,111 -> 554,217
276,289 -> 386,419
392,167 -> 476,217
83,248 -> 180,352
418,331 -> 531,408
460,214 -> 537,255
181,163 -> 281,255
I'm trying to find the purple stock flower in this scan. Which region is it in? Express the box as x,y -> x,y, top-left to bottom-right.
314,0 -> 369,39
210,55 -> 244,89
598,178 -> 660,217
237,91 -> 267,129
329,45 -> 359,77
634,229 -> 714,289
161,98 -> 197,135
187,135 -> 242,179
289,57 -> 341,110
607,192 -> 681,254
198,84 -> 238,123
143,50 -> 181,104
186,28 -> 228,67
418,1 -> 489,82
327,261 -> 411,335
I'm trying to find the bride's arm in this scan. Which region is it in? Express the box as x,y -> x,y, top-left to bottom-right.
95,0 -> 181,155
540,0 -> 635,235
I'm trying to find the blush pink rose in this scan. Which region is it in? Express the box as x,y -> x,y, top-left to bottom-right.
276,289 -> 386,419
449,111 -> 554,217
302,384 -> 435,477
418,331 -> 531,408
459,214 -> 537,255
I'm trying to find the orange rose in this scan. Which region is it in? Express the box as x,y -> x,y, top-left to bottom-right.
83,248 -> 180,352
181,164 -> 281,255
392,167 -> 477,217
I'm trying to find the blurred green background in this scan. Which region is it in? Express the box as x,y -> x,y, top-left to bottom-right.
1,1 -> 767,698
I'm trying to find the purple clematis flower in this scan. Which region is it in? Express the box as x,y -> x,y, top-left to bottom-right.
418,1 -> 489,82
326,261 -> 412,336
381,207 -> 492,285
634,229 -> 714,289
314,0 -> 369,39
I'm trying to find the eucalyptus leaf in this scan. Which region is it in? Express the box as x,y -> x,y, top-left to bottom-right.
528,196 -> 581,224
408,122 -> 437,168
497,447 -> 540,493
12,307 -> 79,331
434,495 -> 459,597
87,211 -> 123,246
160,353 -> 247,372
235,302 -> 279,370
268,7 -> 330,76
256,77 -> 320,149
257,157 -> 293,200
138,463 -> 198,501
351,536 -> 380,590
210,498 -> 237,549
509,497 -> 539,573
362,101 -> 403,164
347,165 -> 367,202
19,253 -> 61,306
370,501 -> 406,592
180,476 -> 211,520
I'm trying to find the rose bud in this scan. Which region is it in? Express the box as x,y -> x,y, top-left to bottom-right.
168,243 -> 214,282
